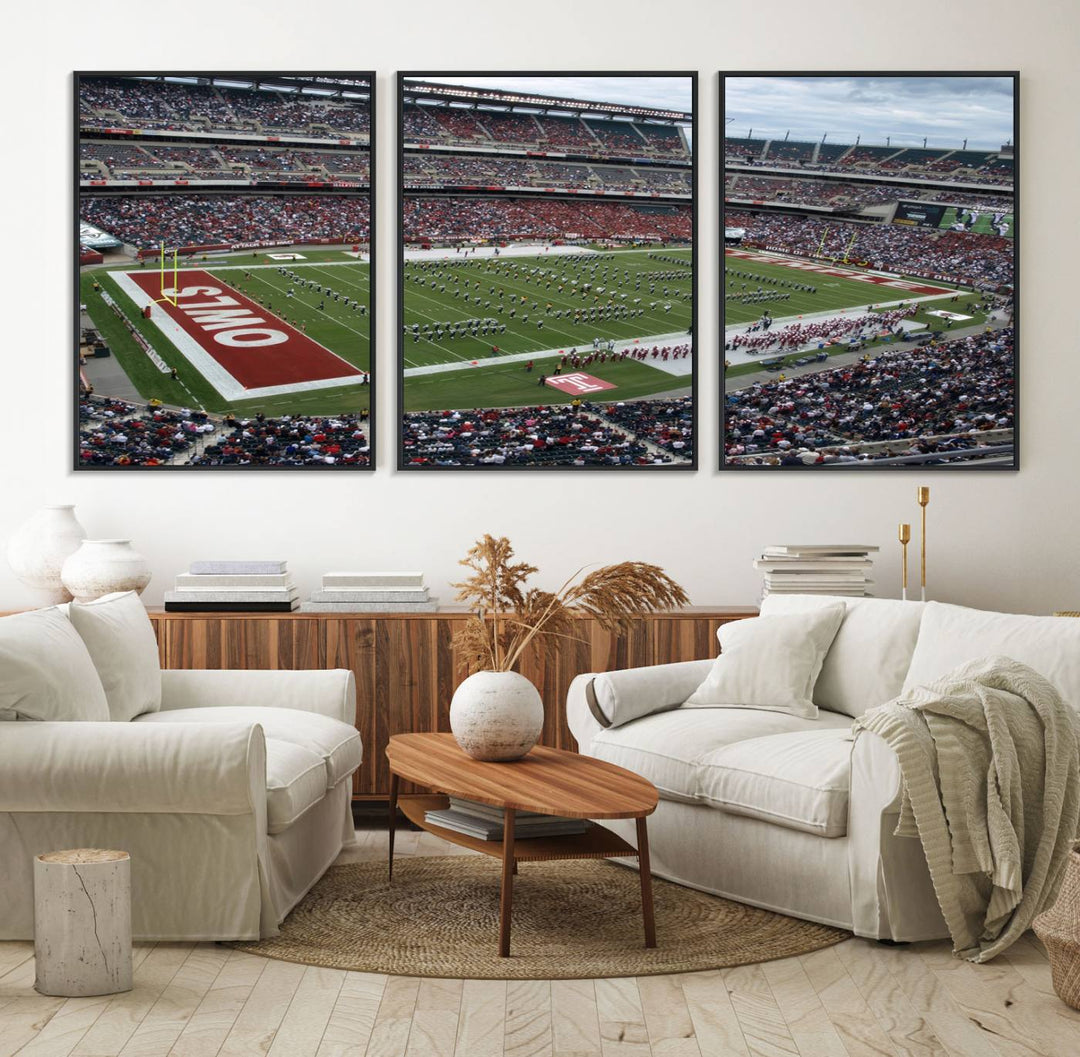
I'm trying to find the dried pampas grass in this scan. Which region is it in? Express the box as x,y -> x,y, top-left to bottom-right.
453,534 -> 688,673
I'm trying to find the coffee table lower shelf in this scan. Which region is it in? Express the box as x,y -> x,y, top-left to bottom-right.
391,793 -> 656,957
398,795 -> 638,861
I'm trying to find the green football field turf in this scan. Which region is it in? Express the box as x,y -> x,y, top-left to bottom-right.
81,249 -> 370,418
401,248 -> 692,411
724,253 -> 900,325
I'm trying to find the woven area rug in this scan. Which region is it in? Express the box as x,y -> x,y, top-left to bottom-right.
232,856 -> 849,979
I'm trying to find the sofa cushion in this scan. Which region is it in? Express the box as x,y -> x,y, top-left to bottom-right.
136,705 -> 362,787
589,706 -> 852,804
698,729 -> 854,837
684,606 -> 845,718
761,594 -> 925,717
68,592 -> 162,721
265,739 -> 328,834
588,659 -> 714,729
0,608 -> 110,722
903,602 -> 1080,711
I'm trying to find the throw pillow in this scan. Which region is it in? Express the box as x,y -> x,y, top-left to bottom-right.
684,605 -> 846,718
68,591 -> 162,721
0,607 -> 110,721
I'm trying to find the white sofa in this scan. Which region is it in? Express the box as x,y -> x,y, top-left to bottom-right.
0,595 -> 361,942
568,596 -> 1080,941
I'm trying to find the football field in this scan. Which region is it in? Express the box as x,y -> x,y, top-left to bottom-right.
80,249 -> 370,417
401,247 -> 693,411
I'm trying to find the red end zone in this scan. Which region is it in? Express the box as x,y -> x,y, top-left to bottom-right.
126,270 -> 361,388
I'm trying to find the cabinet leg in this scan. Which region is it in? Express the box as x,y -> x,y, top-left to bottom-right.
636,815 -> 657,948
499,808 -> 515,957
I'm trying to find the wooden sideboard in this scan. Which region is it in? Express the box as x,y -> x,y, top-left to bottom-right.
149,607 -> 756,798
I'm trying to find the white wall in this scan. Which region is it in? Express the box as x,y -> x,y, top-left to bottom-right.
2,0 -> 1078,616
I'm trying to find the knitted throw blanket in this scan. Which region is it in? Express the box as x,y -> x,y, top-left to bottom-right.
855,656 -> 1080,962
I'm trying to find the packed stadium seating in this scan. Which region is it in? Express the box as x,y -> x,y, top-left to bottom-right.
400,403 -> 685,466
402,154 -> 690,194
80,77 -> 370,139
79,391 -> 370,467
80,193 -> 371,250
724,328 -> 1014,465
191,414 -> 371,466
726,210 -> 1013,287
403,196 -> 691,243
726,137 -> 1013,186
81,141 -> 369,183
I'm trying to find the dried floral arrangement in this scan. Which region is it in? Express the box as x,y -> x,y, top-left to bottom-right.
453,534 -> 689,673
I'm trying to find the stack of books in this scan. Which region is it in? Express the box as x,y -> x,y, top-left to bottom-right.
753,544 -> 878,598
299,571 -> 437,613
164,560 -> 298,612
424,797 -> 589,841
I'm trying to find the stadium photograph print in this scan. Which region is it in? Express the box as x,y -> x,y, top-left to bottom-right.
398,72 -> 696,470
75,72 -> 375,470
722,72 -> 1018,470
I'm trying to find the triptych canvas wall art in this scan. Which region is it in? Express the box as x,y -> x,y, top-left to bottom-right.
73,70 -> 1017,472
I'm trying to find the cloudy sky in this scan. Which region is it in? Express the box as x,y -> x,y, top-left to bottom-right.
417,76 -> 693,117
725,76 -> 1014,150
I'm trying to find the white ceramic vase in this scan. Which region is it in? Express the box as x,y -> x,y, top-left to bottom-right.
6,505 -> 87,605
61,540 -> 152,603
449,670 -> 544,762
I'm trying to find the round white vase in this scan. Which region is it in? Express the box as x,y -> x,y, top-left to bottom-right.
449,670 -> 544,762
6,505 -> 87,605
61,540 -> 152,603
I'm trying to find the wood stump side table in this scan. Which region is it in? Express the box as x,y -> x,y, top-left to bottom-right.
34,849 -> 133,997
386,732 -> 659,958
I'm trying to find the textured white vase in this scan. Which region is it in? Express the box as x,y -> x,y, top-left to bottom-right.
450,670 -> 545,762
61,540 -> 152,603
6,505 -> 87,605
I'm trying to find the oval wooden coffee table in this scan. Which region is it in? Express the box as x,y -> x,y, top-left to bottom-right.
386,732 -> 659,958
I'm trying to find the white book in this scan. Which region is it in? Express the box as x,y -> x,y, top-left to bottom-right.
298,600 -> 438,613
309,588 -> 430,603
165,588 -> 299,603
762,545 -> 879,556
190,560 -> 288,575
755,561 -> 871,573
176,574 -> 295,589
322,571 -> 424,588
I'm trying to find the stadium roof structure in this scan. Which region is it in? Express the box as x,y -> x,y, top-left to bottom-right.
121,73 -> 371,101
403,80 -> 691,124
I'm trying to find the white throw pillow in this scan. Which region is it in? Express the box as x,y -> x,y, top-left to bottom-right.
68,592 -> 162,722
0,608 -> 110,721
684,605 -> 845,719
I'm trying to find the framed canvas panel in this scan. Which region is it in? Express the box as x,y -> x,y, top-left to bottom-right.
398,71 -> 696,470
721,72 -> 1018,470
75,71 -> 375,470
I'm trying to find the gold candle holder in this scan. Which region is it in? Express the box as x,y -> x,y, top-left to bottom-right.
917,486 -> 930,601
898,523 -> 911,601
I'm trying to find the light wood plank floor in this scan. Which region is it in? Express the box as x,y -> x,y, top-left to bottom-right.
3,826 -> 1078,1057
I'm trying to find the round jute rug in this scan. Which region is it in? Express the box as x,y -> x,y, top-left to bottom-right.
232,856 -> 849,979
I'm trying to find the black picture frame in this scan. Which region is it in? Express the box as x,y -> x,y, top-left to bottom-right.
397,70 -> 698,471
74,70 -> 376,471
720,71 -> 1019,471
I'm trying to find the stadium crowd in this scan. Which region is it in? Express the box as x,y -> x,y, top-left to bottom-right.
724,327 -> 1014,464
81,77 -> 370,138
404,196 -> 690,243
80,193 -> 371,250
79,393 -> 212,466
726,211 -> 1013,287
190,414 -> 370,466
401,403 -> 687,466
403,155 -> 689,194
402,103 -> 688,159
